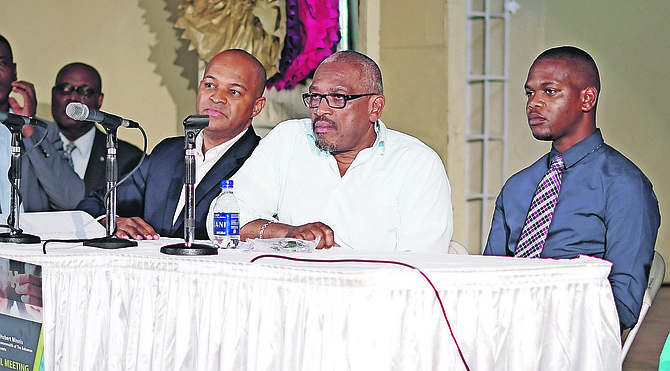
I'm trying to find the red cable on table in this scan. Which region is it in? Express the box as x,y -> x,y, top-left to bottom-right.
250,254 -> 470,371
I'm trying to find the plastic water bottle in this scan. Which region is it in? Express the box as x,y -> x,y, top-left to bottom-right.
211,179 -> 240,249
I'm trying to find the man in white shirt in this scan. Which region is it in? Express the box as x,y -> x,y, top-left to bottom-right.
77,49 -> 266,240
228,50 -> 454,252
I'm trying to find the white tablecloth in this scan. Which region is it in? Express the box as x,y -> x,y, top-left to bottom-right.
0,236 -> 622,371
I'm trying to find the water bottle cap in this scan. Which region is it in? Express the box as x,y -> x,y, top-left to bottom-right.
220,179 -> 233,188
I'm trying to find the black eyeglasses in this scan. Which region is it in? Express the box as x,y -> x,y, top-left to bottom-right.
302,93 -> 376,109
53,83 -> 97,99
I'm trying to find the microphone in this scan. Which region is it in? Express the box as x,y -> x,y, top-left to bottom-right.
66,102 -> 139,129
0,111 -> 48,132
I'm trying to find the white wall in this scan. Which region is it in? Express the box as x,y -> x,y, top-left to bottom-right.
3,0 -> 196,151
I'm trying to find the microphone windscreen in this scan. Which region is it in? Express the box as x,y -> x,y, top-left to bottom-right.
66,102 -> 89,121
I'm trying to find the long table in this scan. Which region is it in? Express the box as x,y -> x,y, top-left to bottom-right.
0,236 -> 622,371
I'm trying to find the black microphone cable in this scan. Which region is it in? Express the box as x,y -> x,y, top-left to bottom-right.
41,125 -> 149,254
0,120 -> 49,234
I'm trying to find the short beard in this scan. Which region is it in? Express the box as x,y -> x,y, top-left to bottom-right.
313,116 -> 339,152
315,134 -> 338,152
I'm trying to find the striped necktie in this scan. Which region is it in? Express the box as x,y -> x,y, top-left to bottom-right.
64,142 -> 76,168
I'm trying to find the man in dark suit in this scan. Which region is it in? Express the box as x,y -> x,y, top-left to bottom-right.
48,62 -> 143,195
77,49 -> 266,240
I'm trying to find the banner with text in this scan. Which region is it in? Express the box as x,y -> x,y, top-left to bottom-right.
0,258 -> 43,371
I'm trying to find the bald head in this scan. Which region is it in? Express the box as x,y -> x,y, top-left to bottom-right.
533,46 -> 600,92
208,49 -> 267,98
320,50 -> 383,94
51,62 -> 105,141
55,62 -> 102,91
196,49 -> 267,150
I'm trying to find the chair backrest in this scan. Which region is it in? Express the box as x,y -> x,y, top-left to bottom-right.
621,251 -> 666,363
645,251 -> 666,305
448,240 -> 469,254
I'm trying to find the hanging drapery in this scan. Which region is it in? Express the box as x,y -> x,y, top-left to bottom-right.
175,0 -> 341,91
175,0 -> 287,78
267,0 -> 340,90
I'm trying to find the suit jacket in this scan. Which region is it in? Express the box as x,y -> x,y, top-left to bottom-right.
21,121 -> 86,212
77,126 -> 261,239
84,128 -> 144,195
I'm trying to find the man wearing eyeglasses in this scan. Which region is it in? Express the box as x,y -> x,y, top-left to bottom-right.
22,62 -> 143,211
224,50 -> 453,252
51,63 -> 143,195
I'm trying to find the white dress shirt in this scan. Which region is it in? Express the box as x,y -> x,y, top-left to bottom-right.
227,118 -> 454,252
59,127 -> 96,179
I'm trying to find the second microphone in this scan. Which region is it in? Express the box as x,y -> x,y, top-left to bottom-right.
66,102 -> 139,129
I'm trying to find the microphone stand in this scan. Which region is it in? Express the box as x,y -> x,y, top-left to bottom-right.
0,126 -> 40,243
161,115 -> 216,256
84,126 -> 137,249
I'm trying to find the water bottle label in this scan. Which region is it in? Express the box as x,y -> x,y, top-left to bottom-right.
213,212 -> 240,236
229,213 -> 240,235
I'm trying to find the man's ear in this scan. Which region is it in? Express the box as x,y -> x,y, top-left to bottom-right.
96,93 -> 104,109
581,86 -> 598,112
251,97 -> 266,118
369,95 -> 385,122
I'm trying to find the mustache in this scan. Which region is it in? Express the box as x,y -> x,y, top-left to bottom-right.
312,115 -> 337,129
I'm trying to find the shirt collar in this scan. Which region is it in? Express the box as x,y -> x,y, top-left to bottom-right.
195,127 -> 247,161
306,119 -> 387,155
549,128 -> 604,169
59,126 -> 96,152
372,120 -> 387,154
